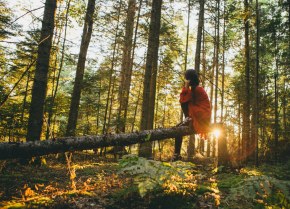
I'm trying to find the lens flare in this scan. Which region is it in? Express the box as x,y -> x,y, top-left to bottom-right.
213,129 -> 221,138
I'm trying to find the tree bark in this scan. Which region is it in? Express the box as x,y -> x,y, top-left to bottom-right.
217,123 -> 229,166
274,31 -> 279,162
184,0 -> 191,71
242,0 -> 251,162
117,0 -> 137,133
47,0 -> 71,139
214,0 -> 220,125
66,0 -> 96,136
194,0 -> 205,74
177,0 -> 191,158
139,0 -> 162,158
102,0 -> 122,135
129,0 -> 143,132
0,126 -> 193,160
254,0 -> 260,166
221,0 -> 226,122
27,0 -> 57,141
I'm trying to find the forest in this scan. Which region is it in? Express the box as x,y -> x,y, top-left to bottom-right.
0,0 -> 289,208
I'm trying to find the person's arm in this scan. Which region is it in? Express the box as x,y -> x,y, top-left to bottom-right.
179,81 -> 191,103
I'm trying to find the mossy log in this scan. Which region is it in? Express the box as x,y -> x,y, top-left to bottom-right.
0,126 -> 193,160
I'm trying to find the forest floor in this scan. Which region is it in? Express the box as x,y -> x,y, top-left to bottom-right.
0,153 -> 289,209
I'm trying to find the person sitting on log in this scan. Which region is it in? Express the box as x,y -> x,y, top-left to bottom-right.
174,69 -> 211,160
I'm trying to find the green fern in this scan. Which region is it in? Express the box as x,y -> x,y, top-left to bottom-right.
225,174 -> 290,208
118,155 -> 197,197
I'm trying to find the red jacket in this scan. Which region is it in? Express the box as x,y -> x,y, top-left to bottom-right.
180,86 -> 211,135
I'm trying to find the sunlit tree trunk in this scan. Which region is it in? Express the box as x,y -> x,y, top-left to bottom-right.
21,70 -> 31,126
242,0 -> 251,162
201,28 -> 206,86
108,75 -> 117,134
209,44 -> 215,157
253,0 -> 260,166
154,76 -> 160,129
139,0 -> 162,158
66,0 -> 96,136
238,101 -> 242,164
194,0 -> 205,74
96,82 -> 101,133
261,84 -> 266,159
274,31 -> 279,162
102,0 -> 122,135
175,0 -> 190,158
202,30 -> 210,156
47,0 -> 71,139
221,0 -> 226,122
285,1 -> 290,142
188,0 -> 205,158
131,79 -> 142,132
129,0 -> 143,132
282,78 -> 287,142
183,0 -> 195,159
184,0 -> 191,72
117,0 -> 136,133
45,6 -> 62,139
27,0 -> 57,141
214,0 -> 220,125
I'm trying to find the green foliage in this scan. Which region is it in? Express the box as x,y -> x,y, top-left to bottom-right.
118,155 -> 197,198
218,173 -> 245,189
224,174 -> 290,208
0,0 -> 16,40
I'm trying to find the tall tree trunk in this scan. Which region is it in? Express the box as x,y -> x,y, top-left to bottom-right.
47,0 -> 71,139
129,0 -> 143,132
194,0 -> 205,74
242,0 -> 251,162
139,0 -> 162,158
102,0 -> 122,135
117,0 -> 137,133
221,0 -> 226,122
131,79 -> 142,132
187,0 -> 205,158
285,0 -> 290,142
201,28 -> 206,86
213,0 -> 221,158
238,101 -> 242,164
21,70 -> 31,126
214,0 -> 220,125
183,0 -> 196,159
66,0 -> 95,137
184,0 -> 191,72
274,31 -> 279,162
45,16 -> 61,140
27,0 -> 57,141
254,0 -> 260,166
209,40 -> 215,157
108,75 -> 117,134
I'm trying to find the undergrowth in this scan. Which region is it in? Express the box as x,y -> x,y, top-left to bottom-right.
218,164 -> 290,209
117,155 -> 290,209
116,155 -> 220,208
1,154 -> 290,209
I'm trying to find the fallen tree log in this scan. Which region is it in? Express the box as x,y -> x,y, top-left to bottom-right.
0,126 -> 193,160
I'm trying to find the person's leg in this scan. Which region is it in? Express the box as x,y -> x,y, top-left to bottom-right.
181,102 -> 189,117
174,136 -> 182,160
174,102 -> 190,160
